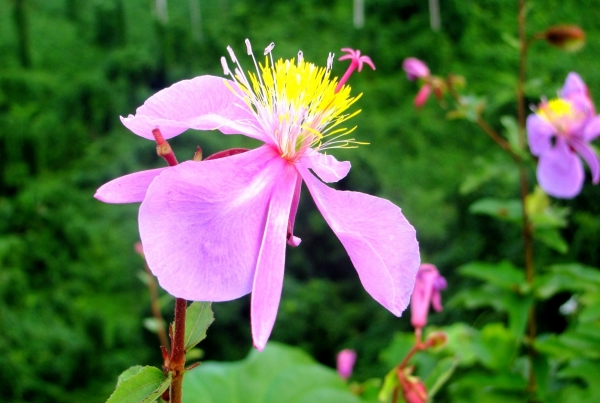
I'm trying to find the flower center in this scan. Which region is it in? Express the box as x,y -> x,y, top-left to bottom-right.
537,98 -> 584,136
221,40 -> 365,161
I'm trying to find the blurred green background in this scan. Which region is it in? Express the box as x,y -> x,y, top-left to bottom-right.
1,0 -> 599,402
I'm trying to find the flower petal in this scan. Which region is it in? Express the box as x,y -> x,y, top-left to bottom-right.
250,164 -> 298,351
571,138 -> 600,184
299,166 -> 420,316
402,58 -> 430,81
121,75 -> 265,141
526,114 -> 555,156
138,145 -> 284,301
584,115 -> 600,141
286,175 -> 302,247
561,72 -> 587,98
301,149 -> 351,183
94,168 -> 167,203
537,138 -> 584,198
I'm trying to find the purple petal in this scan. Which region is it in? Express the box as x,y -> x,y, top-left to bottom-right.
410,264 -> 438,328
250,164 -> 299,351
584,115 -> 600,141
570,138 -> 600,184
560,72 -> 587,98
526,114 -> 555,156
138,145 -> 284,301
301,149 -> 351,183
402,58 -> 430,81
94,168 -> 167,203
299,165 -> 420,316
121,75 -> 265,141
537,138 -> 584,198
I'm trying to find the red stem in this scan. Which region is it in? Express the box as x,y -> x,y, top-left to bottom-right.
168,298 -> 188,403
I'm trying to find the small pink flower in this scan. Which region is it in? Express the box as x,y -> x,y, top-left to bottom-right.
402,58 -> 430,81
527,72 -> 600,198
95,41 -> 420,351
410,264 -> 447,330
336,349 -> 357,380
398,367 -> 427,403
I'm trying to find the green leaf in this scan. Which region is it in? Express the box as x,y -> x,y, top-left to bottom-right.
535,264 -> 600,299
106,366 -> 171,403
458,261 -> 526,290
183,342 -> 362,403
472,323 -> 519,370
184,302 -> 214,351
116,366 -> 144,387
533,229 -> 568,254
469,198 -> 522,223
378,367 -> 399,402
424,356 -> 459,399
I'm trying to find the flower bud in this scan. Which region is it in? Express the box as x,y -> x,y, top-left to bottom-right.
425,331 -> 447,348
398,367 -> 427,403
414,84 -> 432,108
336,349 -> 357,380
410,264 -> 447,329
543,25 -> 585,52
402,58 -> 430,81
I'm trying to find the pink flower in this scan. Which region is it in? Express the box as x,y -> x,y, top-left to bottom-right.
410,264 -> 446,330
336,349 -> 357,380
398,367 -> 427,403
527,72 -> 600,198
95,41 -> 420,350
402,58 -> 432,108
402,58 -> 430,81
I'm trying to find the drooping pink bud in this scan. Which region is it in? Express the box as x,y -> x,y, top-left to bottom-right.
398,367 -> 427,403
402,58 -> 430,81
410,264 -> 447,330
414,84 -> 432,108
336,349 -> 357,380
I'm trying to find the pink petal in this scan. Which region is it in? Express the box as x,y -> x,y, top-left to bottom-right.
584,115 -> 600,141
94,168 -> 167,203
121,75 -> 265,141
527,114 -> 555,156
287,175 -> 302,247
414,84 -> 431,108
138,145 -> 284,301
251,164 -> 299,351
561,72 -> 587,98
301,149 -> 351,183
299,165 -> 420,315
570,138 -> 600,184
402,58 -> 430,80
537,138 -> 584,198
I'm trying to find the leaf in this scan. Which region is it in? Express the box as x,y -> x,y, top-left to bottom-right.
533,229 -> 568,254
469,198 -> 522,223
116,366 -> 143,387
183,342 -> 362,403
535,264 -> 600,299
106,366 -> 171,403
472,323 -> 519,370
184,302 -> 214,351
378,367 -> 399,402
458,261 -> 525,291
424,356 -> 459,399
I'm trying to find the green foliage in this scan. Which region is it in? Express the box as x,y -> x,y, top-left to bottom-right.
182,343 -> 363,403
107,366 -> 171,403
183,302 -> 214,351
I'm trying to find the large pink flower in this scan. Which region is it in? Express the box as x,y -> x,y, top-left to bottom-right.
95,42 -> 420,350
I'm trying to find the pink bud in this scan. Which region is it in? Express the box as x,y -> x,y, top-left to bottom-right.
336,349 -> 357,380
134,242 -> 144,257
410,264 -> 447,329
402,58 -> 430,81
398,367 -> 427,403
414,84 -> 432,108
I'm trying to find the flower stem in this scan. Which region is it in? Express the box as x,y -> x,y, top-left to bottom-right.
168,298 -> 188,403
335,62 -> 357,93
150,128 -> 188,402
517,0 -> 537,396
144,262 -> 170,351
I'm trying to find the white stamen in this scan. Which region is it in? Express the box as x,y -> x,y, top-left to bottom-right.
264,42 -> 275,55
227,46 -> 237,63
245,38 -> 253,55
297,51 -> 304,64
327,52 -> 334,71
221,56 -> 230,75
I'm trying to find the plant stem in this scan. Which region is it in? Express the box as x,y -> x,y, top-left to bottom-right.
144,263 -> 171,350
169,298 -> 188,403
517,0 -> 537,395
